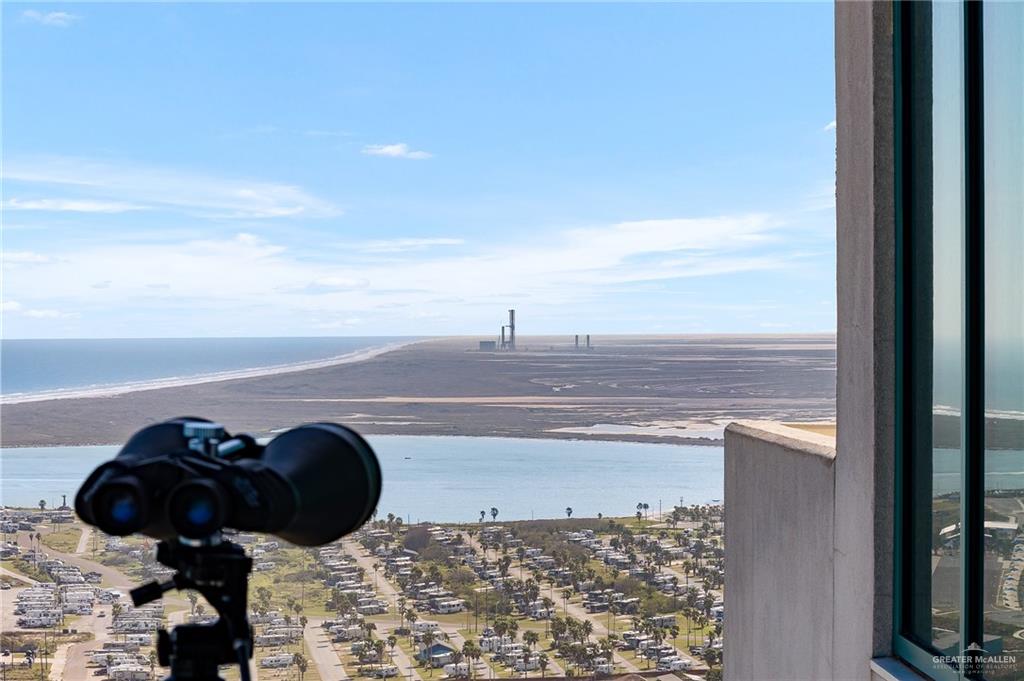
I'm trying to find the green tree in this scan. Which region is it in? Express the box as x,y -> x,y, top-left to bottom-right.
293,652 -> 309,681
422,630 -> 436,676
461,641 -> 481,679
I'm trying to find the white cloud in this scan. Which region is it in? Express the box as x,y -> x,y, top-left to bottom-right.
21,10 -> 77,27
1,299 -> 77,319
3,156 -> 340,219
358,238 -> 464,253
361,143 -> 432,160
5,198 -> 145,213
24,309 -> 77,319
298,277 -> 371,294
3,251 -> 51,264
1,214 -> 787,328
824,120 -> 837,132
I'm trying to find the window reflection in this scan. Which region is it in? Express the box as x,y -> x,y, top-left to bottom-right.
982,3 -> 1024,678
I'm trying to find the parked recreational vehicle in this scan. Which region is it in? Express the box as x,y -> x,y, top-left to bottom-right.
443,662 -> 469,678
260,654 -> 294,669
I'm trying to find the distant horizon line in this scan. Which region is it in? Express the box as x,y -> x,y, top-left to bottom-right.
2,331 -> 839,342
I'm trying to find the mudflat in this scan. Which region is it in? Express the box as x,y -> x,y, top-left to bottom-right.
1,334 -> 836,447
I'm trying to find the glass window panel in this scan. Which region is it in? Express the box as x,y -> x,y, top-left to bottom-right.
902,0 -> 966,657
982,3 -> 1024,679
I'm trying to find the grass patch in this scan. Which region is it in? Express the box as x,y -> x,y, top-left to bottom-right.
0,657 -> 51,680
40,526 -> 82,553
1,558 -> 53,583
249,546 -> 331,618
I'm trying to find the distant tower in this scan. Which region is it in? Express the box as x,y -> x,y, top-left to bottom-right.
575,334 -> 580,351
586,334 -> 591,350
508,309 -> 516,351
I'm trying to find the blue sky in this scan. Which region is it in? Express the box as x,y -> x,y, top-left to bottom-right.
2,2 -> 837,338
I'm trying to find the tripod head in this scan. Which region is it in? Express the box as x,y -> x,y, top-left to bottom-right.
132,538 -> 253,681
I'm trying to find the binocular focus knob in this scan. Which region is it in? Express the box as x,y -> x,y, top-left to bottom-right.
183,422 -> 226,441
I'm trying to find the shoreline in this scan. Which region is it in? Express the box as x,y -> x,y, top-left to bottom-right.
0,430 -> 726,450
0,339 -> 425,405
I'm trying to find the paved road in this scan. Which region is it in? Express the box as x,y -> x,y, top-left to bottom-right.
1,586 -> 29,634
74,527 -> 92,555
50,604 -> 112,681
305,617 -> 349,681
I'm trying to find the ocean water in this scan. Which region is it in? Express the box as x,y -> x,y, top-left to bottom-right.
1,337 -> 414,401
0,436 -> 724,522
933,447 -> 1024,495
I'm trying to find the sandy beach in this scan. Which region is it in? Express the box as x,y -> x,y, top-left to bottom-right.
1,334 -> 837,447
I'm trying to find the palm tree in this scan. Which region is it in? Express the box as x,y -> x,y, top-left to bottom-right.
38,500 -> 46,512
538,654 -> 548,678
422,630 -> 437,676
561,589 -> 573,617
462,641 -> 481,679
565,507 -> 573,518
490,507 -> 499,522
387,635 -> 398,663
523,630 -> 540,651
479,510 -> 486,523
294,652 -> 309,681
642,502 -> 650,521
187,591 -> 198,617
406,610 -> 419,643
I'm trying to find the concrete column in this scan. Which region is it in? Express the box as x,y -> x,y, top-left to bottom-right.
833,1 -> 896,677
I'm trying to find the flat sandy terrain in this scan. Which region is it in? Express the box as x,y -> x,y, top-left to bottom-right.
1,334 -> 837,447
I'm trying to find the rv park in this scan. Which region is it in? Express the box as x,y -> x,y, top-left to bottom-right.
0,504 -> 724,681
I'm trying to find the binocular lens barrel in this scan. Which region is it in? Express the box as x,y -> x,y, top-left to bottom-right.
92,476 -> 149,536
168,479 -> 227,540
75,420 -> 382,546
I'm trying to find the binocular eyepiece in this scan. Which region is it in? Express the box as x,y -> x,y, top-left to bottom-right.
75,418 -> 382,546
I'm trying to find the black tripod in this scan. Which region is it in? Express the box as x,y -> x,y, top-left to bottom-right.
131,539 -> 254,681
